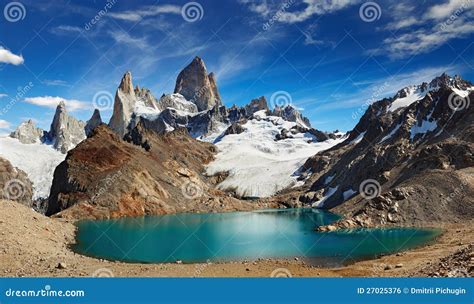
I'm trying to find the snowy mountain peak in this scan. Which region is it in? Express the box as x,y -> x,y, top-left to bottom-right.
10,119 -> 44,144
272,104 -> 311,128
389,73 -> 473,113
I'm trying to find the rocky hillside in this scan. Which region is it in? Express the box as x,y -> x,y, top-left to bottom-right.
299,74 -> 474,227
46,124 -> 278,219
0,157 -> 33,207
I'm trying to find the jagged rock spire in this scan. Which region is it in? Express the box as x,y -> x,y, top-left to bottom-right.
109,71 -> 137,137
85,109 -> 103,136
174,56 -> 222,111
48,101 -> 87,153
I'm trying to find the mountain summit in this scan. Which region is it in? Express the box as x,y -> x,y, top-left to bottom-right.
174,56 -> 222,111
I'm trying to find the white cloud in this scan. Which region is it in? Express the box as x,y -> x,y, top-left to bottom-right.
0,119 -> 10,129
42,79 -> 71,87
239,0 -> 272,17
0,94 -> 7,98
109,4 -> 181,21
377,0 -> 474,58
425,0 -> 474,20
50,25 -> 83,35
108,30 -> 150,50
377,15 -> 474,58
241,0 -> 359,23
0,47 -> 24,65
23,96 -> 90,112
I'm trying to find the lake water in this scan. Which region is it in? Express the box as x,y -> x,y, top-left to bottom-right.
74,209 -> 440,265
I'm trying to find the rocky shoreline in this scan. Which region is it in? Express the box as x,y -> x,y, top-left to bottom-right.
1,200 -> 472,278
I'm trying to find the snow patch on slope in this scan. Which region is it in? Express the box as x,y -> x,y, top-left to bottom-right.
0,137 -> 66,199
205,113 -> 344,197
312,186 -> 339,208
379,123 -> 401,143
343,188 -> 357,200
350,131 -> 366,144
410,108 -> 438,140
388,87 -> 425,112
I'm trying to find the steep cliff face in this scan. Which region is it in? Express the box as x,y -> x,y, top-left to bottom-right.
109,72 -> 137,137
174,56 -> 222,111
46,101 -> 87,154
299,74 -> 474,226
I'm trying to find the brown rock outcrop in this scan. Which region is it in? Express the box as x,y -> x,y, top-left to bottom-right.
174,56 -> 222,111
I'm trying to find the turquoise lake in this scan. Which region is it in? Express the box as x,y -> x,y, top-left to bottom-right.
74,209 -> 440,265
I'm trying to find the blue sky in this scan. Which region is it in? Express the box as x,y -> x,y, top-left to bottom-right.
0,0 -> 473,133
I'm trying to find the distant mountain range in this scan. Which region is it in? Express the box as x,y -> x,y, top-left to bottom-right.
0,57 -> 472,227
